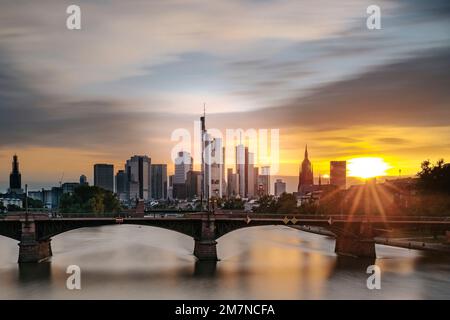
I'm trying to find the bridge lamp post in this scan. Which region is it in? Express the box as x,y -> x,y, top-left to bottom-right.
25,184 -> 29,223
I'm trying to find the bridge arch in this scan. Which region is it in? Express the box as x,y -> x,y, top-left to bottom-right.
0,220 -> 22,241
214,222 -> 293,240
34,219 -> 200,241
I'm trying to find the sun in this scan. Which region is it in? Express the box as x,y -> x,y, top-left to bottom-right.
348,157 -> 390,179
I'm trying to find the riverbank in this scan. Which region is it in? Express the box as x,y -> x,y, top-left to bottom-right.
290,225 -> 450,254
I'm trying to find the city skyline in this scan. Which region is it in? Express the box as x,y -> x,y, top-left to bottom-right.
0,1 -> 449,189
0,147 -> 423,195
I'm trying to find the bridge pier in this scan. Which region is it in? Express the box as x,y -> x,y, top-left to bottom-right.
18,220 -> 52,263
334,236 -> 376,258
334,222 -> 376,258
193,217 -> 218,261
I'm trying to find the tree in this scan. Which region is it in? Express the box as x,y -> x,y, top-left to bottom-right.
7,204 -> 21,212
276,192 -> 298,214
410,159 -> 450,216
223,197 -> 244,210
59,185 -> 121,214
253,195 -> 277,213
25,197 -> 44,209
417,159 -> 450,194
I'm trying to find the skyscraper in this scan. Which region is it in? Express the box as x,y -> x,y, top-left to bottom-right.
125,155 -> 151,200
258,166 -> 270,196
227,168 -> 239,197
9,154 -> 22,194
297,145 -> 314,195
235,145 -> 257,198
115,170 -> 127,201
94,164 -> 114,192
186,170 -> 201,199
174,151 -> 193,184
330,161 -> 347,190
151,164 -> 167,200
173,151 -> 192,199
209,138 -> 224,198
235,144 -> 246,197
254,166 -> 259,196
275,179 -> 286,196
79,174 -> 88,185
246,150 -> 255,198
168,175 -> 174,199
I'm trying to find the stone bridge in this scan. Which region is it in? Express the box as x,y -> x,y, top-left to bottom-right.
0,213 -> 449,263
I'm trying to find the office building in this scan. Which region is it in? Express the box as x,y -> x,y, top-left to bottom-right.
79,175 -> 88,185
275,179 -> 286,196
330,161 -> 347,190
209,138 -> 224,198
168,175 -> 174,199
94,164 -> 114,192
235,144 -> 246,197
151,164 -> 167,200
257,166 -> 270,196
115,170 -> 127,201
246,151 -> 255,198
62,182 -> 79,194
173,151 -> 192,199
227,168 -> 239,197
186,170 -> 201,199
125,155 -> 151,200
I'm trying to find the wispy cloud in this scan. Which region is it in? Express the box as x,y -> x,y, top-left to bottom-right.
0,0 -> 449,187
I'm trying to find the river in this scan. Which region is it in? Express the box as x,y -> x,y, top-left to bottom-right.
0,225 -> 449,299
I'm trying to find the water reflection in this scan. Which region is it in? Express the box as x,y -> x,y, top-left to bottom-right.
18,262 -> 52,284
194,261 -> 217,277
0,226 -> 450,299
334,256 -> 376,271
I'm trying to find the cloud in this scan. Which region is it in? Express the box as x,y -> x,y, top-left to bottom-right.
377,138 -> 410,145
209,48 -> 450,130
0,0 -> 449,185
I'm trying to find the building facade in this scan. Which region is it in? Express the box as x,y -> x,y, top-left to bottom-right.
151,164 -> 167,200
186,170 -> 201,199
125,155 -> 151,201
330,161 -> 347,190
257,166 -> 270,196
297,145 -> 314,195
9,154 -> 22,194
227,168 -> 239,197
275,179 -> 286,196
173,151 -> 192,199
94,164 -> 114,192
79,174 -> 88,185
115,170 -> 127,201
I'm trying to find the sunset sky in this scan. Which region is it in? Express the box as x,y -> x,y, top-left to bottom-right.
0,0 -> 449,191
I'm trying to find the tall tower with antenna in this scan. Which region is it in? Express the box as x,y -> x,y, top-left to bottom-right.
200,103 -> 208,211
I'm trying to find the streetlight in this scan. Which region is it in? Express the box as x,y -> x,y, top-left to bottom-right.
25,184 -> 29,222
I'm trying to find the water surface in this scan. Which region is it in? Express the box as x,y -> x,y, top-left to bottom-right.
0,225 -> 449,299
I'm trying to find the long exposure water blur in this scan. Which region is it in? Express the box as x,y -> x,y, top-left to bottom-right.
1,225 -> 449,299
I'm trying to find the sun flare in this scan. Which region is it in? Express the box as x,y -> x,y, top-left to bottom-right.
348,157 -> 390,179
